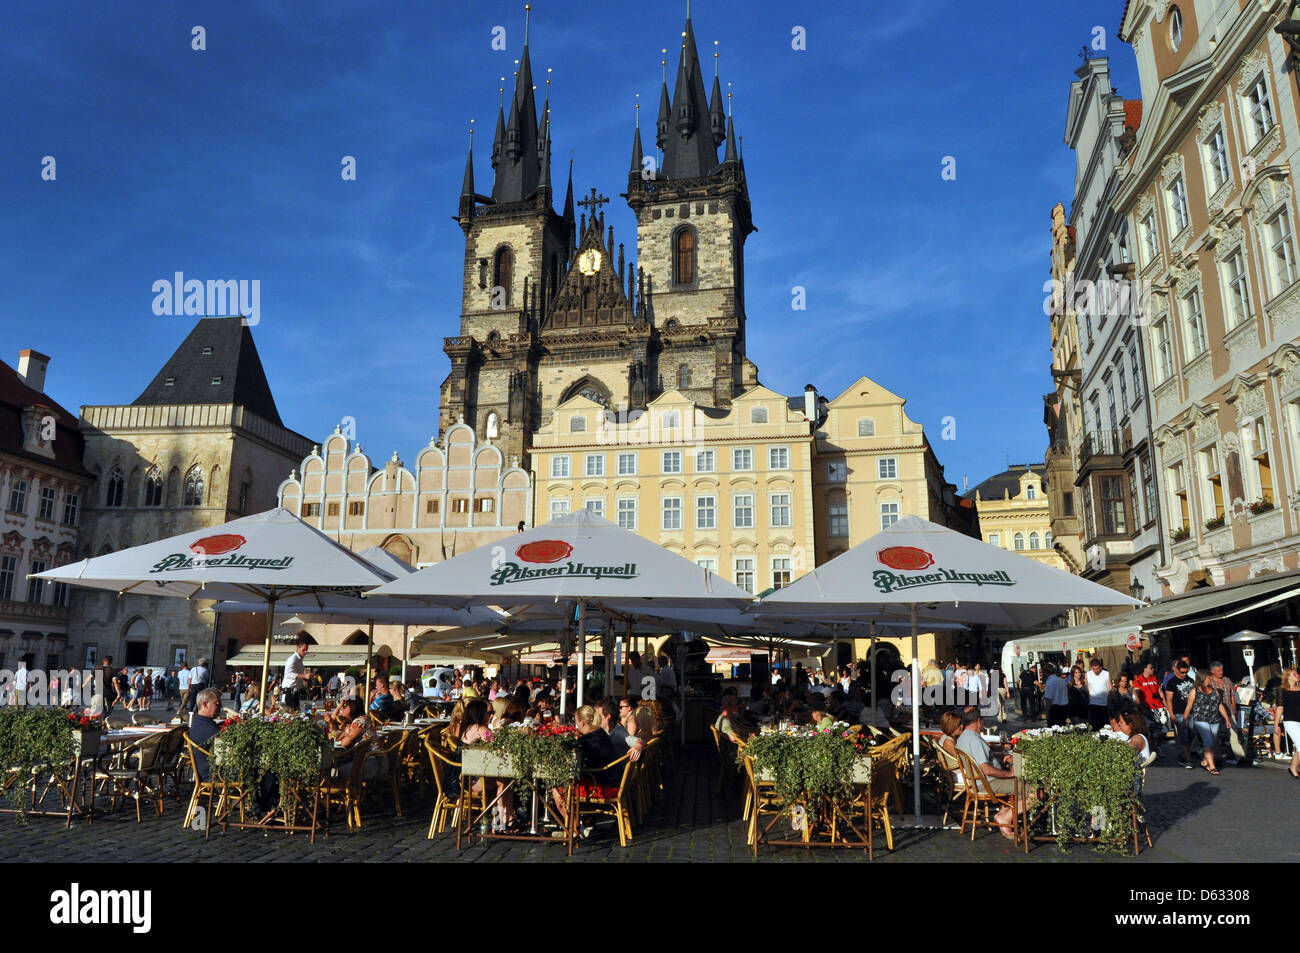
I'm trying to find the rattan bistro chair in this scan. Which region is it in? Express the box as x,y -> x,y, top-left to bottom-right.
182,734 -> 251,836
928,736 -> 967,826
954,748 -> 1016,841
574,753 -> 637,847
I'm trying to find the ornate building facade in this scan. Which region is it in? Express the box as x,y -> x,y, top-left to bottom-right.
970,464 -> 1066,570
440,13 -> 757,470
0,350 -> 91,672
73,318 -> 313,674
1116,0 -> 1300,591
276,422 -> 532,565
1063,55 -> 1166,603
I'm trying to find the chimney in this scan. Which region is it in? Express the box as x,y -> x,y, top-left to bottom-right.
17,350 -> 50,394
803,384 -> 817,422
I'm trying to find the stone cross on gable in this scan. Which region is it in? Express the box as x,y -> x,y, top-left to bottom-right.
576,188 -> 609,214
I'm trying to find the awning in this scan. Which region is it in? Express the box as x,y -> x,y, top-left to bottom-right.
1006,569 -> 1300,656
226,646 -> 395,668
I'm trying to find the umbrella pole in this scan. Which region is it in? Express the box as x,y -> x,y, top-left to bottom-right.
868,624 -> 876,723
401,624 -> 409,684
910,604 -> 921,825
365,621 -> 374,703
577,601 -> 586,709
260,589 -> 277,714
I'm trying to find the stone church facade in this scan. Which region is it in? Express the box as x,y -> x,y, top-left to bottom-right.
440,14 -> 758,469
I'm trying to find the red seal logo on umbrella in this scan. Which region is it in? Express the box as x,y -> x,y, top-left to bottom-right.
1126,633 -> 1143,652
516,540 -> 573,564
190,534 -> 246,556
876,546 -> 934,571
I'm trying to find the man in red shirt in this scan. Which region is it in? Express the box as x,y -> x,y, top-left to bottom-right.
1134,661 -> 1162,712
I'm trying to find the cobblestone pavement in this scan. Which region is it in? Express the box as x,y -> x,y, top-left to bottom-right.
4,738 -> 1297,863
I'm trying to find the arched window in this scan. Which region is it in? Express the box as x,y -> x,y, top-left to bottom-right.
1013,533 -> 1025,551
144,467 -> 164,507
1026,484 -> 1037,500
493,247 -> 513,306
183,466 -> 205,507
678,366 -> 691,389
674,228 -> 696,285
105,467 -> 125,507
1045,531 -> 1054,550
1029,532 -> 1040,550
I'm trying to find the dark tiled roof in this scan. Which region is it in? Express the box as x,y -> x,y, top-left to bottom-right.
0,360 -> 90,477
133,317 -> 283,425
967,463 -> 1047,502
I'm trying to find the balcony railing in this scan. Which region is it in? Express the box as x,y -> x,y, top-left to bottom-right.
1079,430 -> 1122,467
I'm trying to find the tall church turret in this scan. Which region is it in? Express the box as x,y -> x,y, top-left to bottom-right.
624,13 -> 756,409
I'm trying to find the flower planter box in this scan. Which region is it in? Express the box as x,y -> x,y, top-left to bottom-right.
755,758 -> 872,785
71,729 -> 101,762
460,746 -> 577,780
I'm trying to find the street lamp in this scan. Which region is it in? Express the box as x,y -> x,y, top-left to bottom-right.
1128,579 -> 1145,603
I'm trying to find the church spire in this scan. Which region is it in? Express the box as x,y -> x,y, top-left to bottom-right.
462,122 -> 475,197
491,80 -> 505,171
709,42 -> 726,149
630,99 -> 644,174
662,16 -> 718,179
490,9 -> 542,203
656,50 -> 670,151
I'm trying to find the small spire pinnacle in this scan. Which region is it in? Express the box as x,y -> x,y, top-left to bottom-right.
499,78 -> 505,109
661,50 -> 667,85
635,93 -> 640,128
524,3 -> 531,45
714,41 -> 719,76
728,82 -> 732,118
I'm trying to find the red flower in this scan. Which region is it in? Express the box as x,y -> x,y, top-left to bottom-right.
515,539 -> 573,564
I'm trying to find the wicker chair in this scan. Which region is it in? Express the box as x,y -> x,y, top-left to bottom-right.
928,736 -> 967,826
319,745 -> 375,831
573,753 -> 636,847
869,732 -> 911,815
95,732 -> 169,822
181,734 -> 251,836
954,748 -> 1016,841
741,754 -> 781,847
423,739 -> 469,837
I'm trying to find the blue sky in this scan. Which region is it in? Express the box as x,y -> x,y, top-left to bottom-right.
3,0 -> 1138,491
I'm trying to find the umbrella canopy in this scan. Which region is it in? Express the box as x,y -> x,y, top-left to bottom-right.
369,509 -> 755,609
34,507 -> 389,600
750,514 -> 1139,823
33,508 -> 394,705
753,515 -> 1140,628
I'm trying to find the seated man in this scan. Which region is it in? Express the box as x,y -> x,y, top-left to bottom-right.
368,675 -> 395,718
954,707 -> 1018,839
187,688 -> 225,782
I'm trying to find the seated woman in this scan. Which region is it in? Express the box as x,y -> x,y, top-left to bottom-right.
460,698 -> 515,828
332,699 -> 386,781
938,709 -> 963,760
808,701 -> 835,731
389,681 -> 410,718
240,683 -> 261,715
1108,707 -> 1152,763
555,705 -> 618,829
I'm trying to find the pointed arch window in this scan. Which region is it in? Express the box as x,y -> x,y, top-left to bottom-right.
183,466 -> 205,507
105,468 -> 125,508
674,228 -> 696,286
144,467 -> 164,507
493,247 -> 513,306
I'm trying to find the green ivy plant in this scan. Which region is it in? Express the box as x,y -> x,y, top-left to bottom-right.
1017,731 -> 1139,851
742,730 -> 865,823
0,709 -> 83,818
214,717 -> 328,788
481,727 -> 578,797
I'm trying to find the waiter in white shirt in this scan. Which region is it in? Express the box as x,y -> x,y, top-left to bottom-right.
282,634 -> 311,709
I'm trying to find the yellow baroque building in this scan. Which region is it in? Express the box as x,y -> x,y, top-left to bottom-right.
969,464 -> 1066,570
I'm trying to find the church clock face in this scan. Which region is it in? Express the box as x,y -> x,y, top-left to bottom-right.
577,248 -> 602,275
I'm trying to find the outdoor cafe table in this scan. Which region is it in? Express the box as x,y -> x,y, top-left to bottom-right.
455,747 -> 577,856
750,752 -> 876,858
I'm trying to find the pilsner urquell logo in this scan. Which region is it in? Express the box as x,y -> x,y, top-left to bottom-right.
871,546 -> 1015,594
489,539 -> 638,586
148,532 -> 295,573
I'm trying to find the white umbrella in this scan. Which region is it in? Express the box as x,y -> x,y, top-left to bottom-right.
369,509 -> 755,709
32,507 -> 392,709
752,514 -> 1141,822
